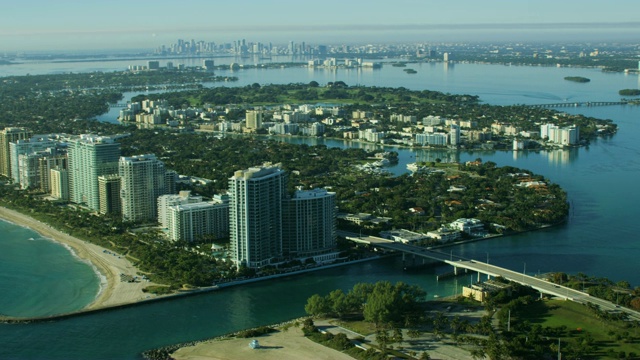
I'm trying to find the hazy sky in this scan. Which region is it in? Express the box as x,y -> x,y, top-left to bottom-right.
1,0 -> 639,52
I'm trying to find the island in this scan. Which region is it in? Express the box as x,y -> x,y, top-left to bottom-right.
619,89 -> 640,96
564,76 -> 591,83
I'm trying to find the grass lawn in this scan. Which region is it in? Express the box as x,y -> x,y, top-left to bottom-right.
333,319 -> 377,337
519,299 -> 640,358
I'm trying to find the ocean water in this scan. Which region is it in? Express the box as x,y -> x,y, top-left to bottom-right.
0,219 -> 100,318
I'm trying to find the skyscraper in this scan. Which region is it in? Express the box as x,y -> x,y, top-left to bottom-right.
282,188 -> 337,261
50,168 -> 69,201
157,191 -> 203,228
449,124 -> 460,146
119,154 -> 167,223
229,163 -> 286,268
68,135 -> 120,211
98,174 -> 122,215
0,127 -> 32,177
9,135 -> 56,187
245,110 -> 262,131
167,200 -> 229,242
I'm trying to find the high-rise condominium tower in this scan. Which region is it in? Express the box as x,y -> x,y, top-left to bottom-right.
68,135 -> 120,211
119,154 -> 167,222
229,163 -> 286,268
0,127 -> 32,177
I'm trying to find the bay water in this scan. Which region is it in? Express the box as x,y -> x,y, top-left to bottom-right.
1,57 -> 639,359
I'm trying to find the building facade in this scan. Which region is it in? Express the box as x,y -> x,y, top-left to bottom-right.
245,110 -> 263,130
157,191 -> 203,228
0,127 -> 32,177
68,135 -> 120,211
282,189 -> 337,261
540,124 -> 580,145
167,201 -> 229,242
98,174 -> 122,215
9,136 -> 57,188
119,154 -> 167,222
229,163 -> 286,268
50,168 -> 69,201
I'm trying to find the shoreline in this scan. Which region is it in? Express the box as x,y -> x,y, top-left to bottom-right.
0,204 -> 389,322
0,201 -> 565,322
0,206 -> 158,318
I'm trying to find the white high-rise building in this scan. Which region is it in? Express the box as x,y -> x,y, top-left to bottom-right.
68,135 -> 120,211
50,168 -> 69,201
157,191 -> 203,229
119,154 -> 167,222
540,124 -> 580,145
9,135 -> 56,186
167,200 -> 229,242
229,163 -> 286,268
282,189 -> 337,262
0,127 -> 32,177
245,110 -> 262,130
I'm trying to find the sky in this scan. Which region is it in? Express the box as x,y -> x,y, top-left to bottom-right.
1,0 -> 639,52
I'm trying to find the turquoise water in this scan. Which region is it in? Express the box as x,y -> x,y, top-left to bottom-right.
1,59 -> 640,358
0,219 -> 100,318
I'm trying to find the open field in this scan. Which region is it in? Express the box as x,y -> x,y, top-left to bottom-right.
519,299 -> 640,358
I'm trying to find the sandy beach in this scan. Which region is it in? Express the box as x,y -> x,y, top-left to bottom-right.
0,206 -> 157,313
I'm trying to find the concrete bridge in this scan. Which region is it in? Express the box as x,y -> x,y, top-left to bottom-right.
343,232 -> 640,321
528,101 -> 628,108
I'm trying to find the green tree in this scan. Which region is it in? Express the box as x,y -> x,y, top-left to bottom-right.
304,294 -> 330,317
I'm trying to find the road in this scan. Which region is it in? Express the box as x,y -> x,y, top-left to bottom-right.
338,230 -> 640,322
447,260 -> 640,322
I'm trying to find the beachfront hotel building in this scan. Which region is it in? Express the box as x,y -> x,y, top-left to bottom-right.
9,135 -> 57,188
68,135 -> 121,211
229,163 -> 286,268
50,168 -> 69,201
167,199 -> 230,242
119,154 -> 168,223
0,127 -> 32,177
157,191 -> 204,229
282,188 -> 338,262
38,155 -> 67,193
98,174 -> 122,215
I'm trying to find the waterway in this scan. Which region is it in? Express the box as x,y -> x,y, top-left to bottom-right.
1,57 -> 639,359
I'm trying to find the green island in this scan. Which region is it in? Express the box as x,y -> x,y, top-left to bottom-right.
619,89 -> 640,96
0,69 -> 619,292
564,76 -> 591,83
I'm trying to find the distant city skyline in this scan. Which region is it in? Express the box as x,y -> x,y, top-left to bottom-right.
2,0 -> 640,52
